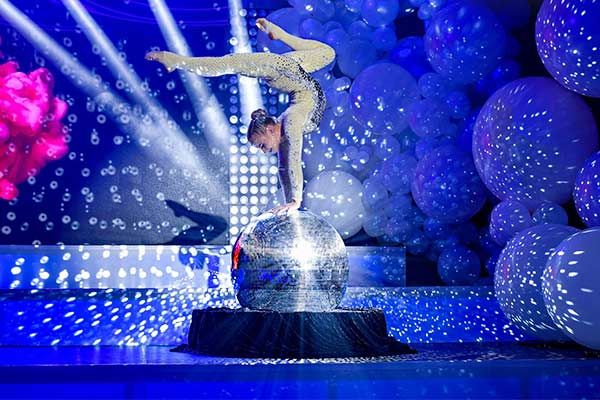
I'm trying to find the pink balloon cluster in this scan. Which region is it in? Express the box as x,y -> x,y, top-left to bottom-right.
0,60 -> 69,200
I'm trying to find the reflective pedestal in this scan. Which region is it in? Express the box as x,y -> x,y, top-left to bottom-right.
179,308 -> 414,358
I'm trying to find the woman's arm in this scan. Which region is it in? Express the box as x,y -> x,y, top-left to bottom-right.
268,110 -> 305,214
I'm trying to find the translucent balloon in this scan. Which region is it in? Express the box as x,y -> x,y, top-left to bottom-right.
412,145 -> 487,223
337,39 -> 377,78
372,135 -> 401,160
304,170 -> 365,238
299,18 -> 326,41
418,72 -> 452,99
380,152 -> 418,194
490,200 -> 532,246
324,21 -> 343,32
432,235 -> 462,255
475,59 -> 521,97
385,216 -> 414,242
445,91 -> 471,119
495,224 -> 578,341
347,20 -> 373,40
256,8 -> 303,54
334,1 -> 361,28
325,28 -> 350,52
361,177 -> 389,211
574,152 -> 600,227
406,231 -> 430,255
543,228 -> 600,349
532,202 -> 568,226
414,135 -> 454,159
536,0 -> 600,97
361,0 -> 399,27
372,26 -> 397,51
389,36 -> 432,79
362,208 -> 387,237
408,98 -> 453,138
344,0 -> 363,13
423,217 -> 455,240
424,1 -> 507,84
473,77 -> 599,210
438,245 -> 480,285
303,133 -> 348,180
350,63 -> 420,133
331,77 -> 350,93
383,192 -> 414,217
327,89 -> 351,117
293,0 -> 336,21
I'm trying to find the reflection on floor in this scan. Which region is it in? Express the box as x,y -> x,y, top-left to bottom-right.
0,343 -> 598,398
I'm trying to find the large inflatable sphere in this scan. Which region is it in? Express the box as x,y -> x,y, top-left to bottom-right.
412,145 -> 486,223
473,77 -> 598,210
495,224 -> 578,341
350,63 -> 420,134
574,152 -> 600,227
543,228 -> 600,350
424,1 -> 507,84
536,0 -> 600,97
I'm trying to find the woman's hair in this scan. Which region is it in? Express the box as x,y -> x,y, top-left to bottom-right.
248,109 -> 276,140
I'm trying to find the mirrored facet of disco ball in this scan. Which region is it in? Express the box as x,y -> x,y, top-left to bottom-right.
231,209 -> 349,312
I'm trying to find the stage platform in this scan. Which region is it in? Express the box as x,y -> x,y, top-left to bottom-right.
0,343 -> 599,399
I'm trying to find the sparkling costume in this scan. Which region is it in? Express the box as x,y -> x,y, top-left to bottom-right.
157,21 -> 335,204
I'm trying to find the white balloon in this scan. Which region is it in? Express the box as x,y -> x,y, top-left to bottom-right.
495,224 -> 578,341
304,170 -> 365,238
543,228 -> 600,350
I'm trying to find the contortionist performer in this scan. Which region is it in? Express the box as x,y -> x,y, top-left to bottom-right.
146,18 -> 335,214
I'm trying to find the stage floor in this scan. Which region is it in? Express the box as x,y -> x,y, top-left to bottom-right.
1,343 -> 599,399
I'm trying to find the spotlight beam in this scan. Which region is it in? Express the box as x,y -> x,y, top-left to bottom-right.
228,0 -> 264,123
0,0 -> 222,196
62,0 -> 168,121
148,0 -> 231,154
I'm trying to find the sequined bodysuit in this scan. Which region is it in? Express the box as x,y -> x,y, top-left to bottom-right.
157,21 -> 335,205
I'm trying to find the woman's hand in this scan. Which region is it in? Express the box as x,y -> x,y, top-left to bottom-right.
256,18 -> 278,40
267,199 -> 301,215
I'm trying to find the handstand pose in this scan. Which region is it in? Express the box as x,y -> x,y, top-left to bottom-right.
146,19 -> 335,214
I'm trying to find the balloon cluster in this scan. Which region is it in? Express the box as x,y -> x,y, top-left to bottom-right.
0,53 -> 69,201
256,0 -> 600,296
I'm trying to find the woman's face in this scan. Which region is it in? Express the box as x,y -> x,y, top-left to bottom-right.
250,124 -> 280,153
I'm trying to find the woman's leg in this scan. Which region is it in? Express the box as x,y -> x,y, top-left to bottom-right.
145,51 -> 283,79
257,18 -> 336,73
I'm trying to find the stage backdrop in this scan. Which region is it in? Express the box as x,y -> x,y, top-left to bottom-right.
0,0 -> 294,245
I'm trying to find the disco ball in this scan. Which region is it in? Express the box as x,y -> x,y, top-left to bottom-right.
231,209 -> 349,311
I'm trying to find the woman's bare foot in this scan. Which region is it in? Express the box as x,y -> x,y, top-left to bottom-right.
145,50 -> 178,72
256,18 -> 278,40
